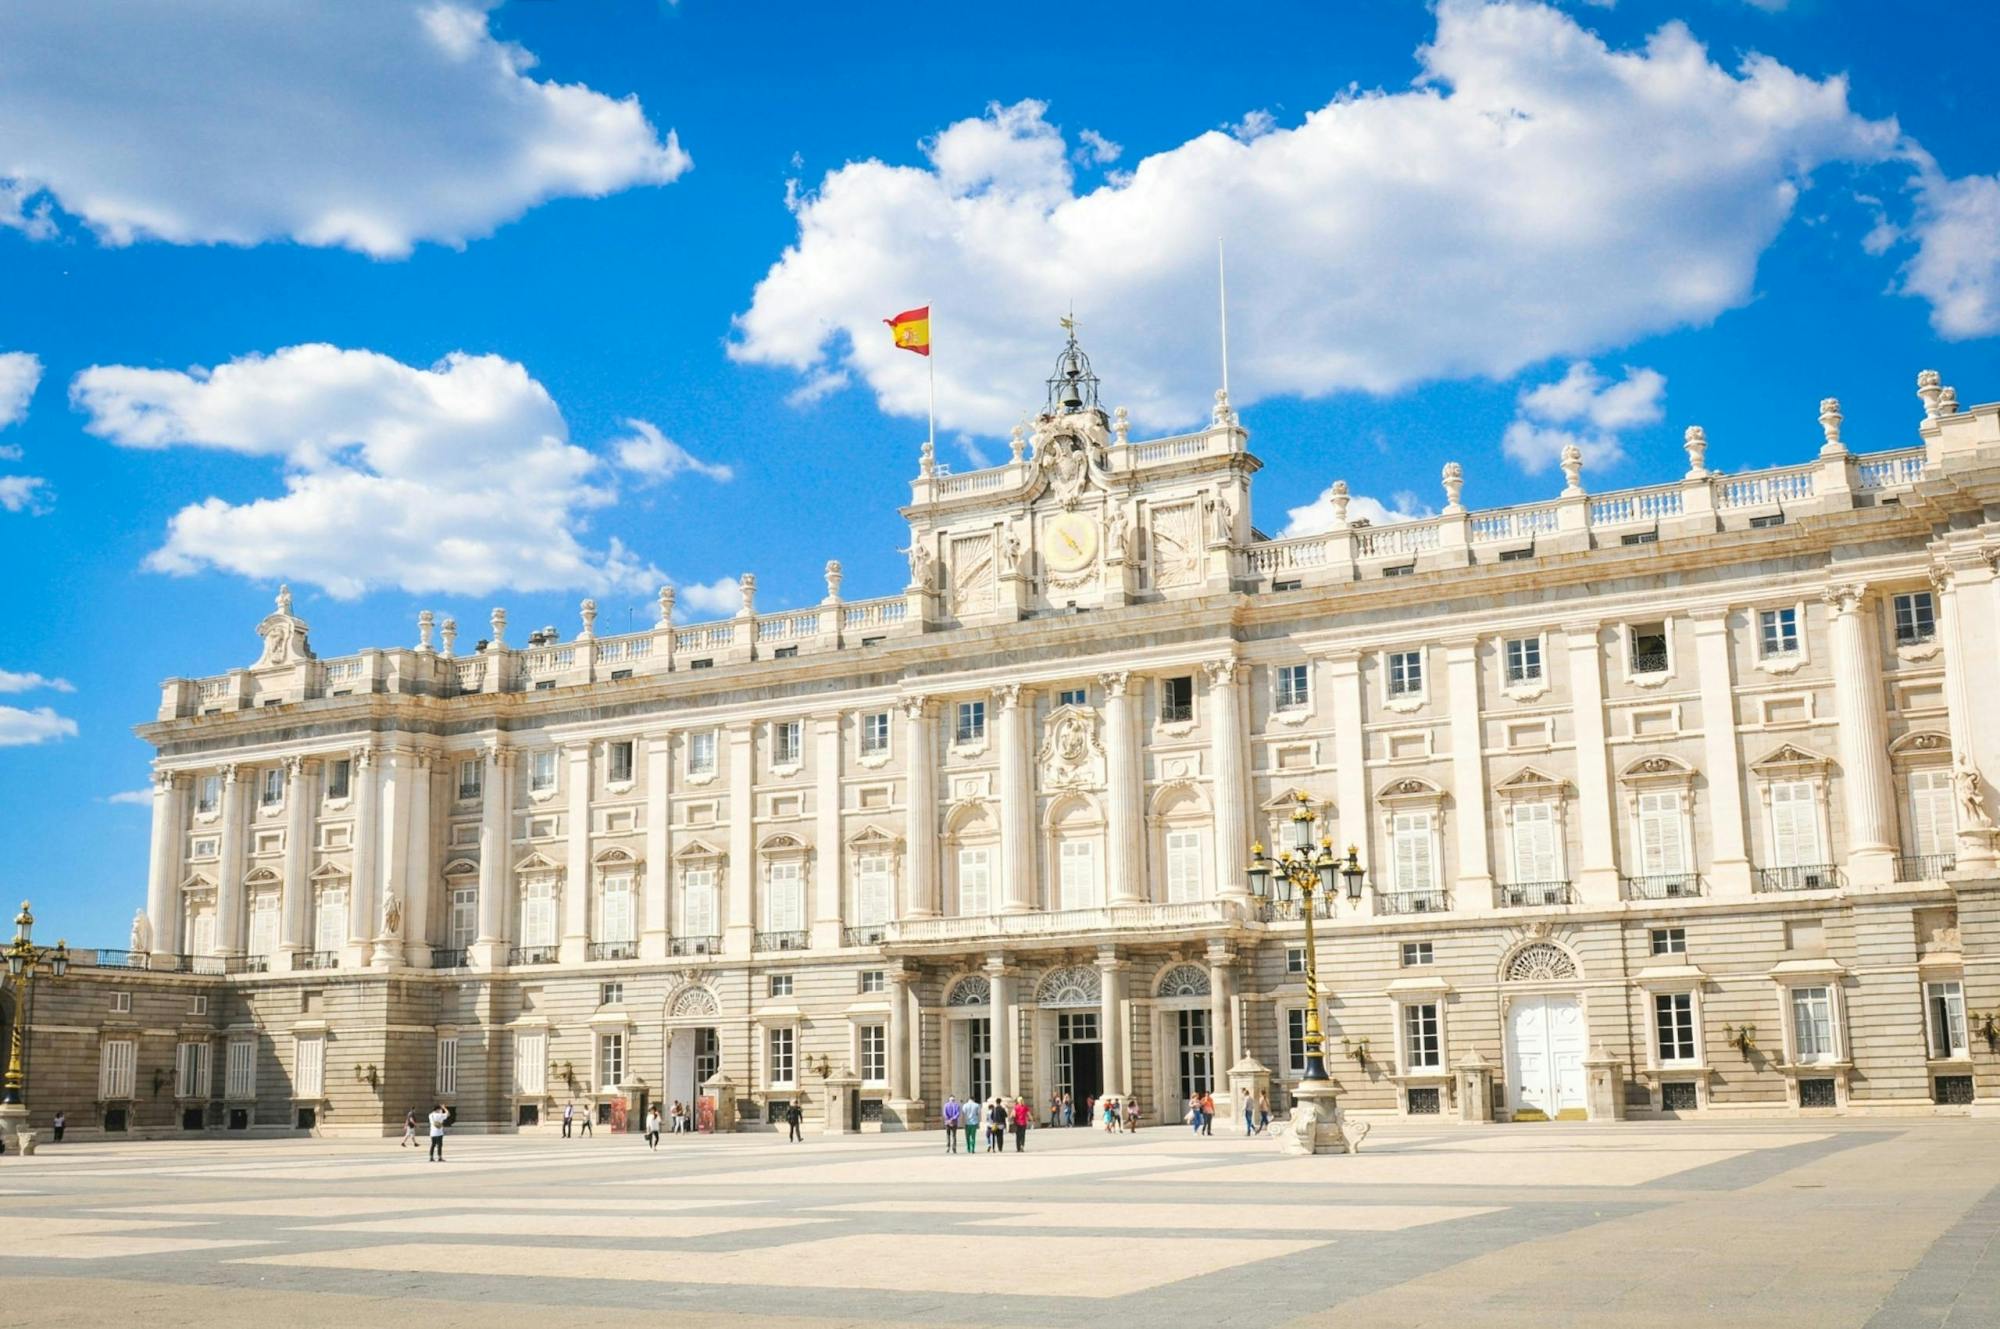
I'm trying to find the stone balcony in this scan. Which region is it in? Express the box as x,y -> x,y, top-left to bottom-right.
883,899 -> 1244,952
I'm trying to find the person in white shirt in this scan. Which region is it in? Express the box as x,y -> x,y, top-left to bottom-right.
427,1104 -> 450,1162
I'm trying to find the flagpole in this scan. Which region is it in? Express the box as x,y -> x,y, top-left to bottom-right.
1217,238 -> 1230,399
927,299 -> 936,454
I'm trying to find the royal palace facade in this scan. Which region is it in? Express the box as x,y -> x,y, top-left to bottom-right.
10,343 -> 2000,1139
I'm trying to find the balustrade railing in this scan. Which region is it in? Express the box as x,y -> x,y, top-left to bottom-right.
1373,889 -> 1450,916
587,941 -> 639,961
1127,432 -> 1213,464
669,934 -> 721,957
1895,853 -> 1955,882
1857,448 -> 1926,490
1497,881 -> 1574,908
1753,864 -> 1843,893
508,945 -> 558,966
756,612 -> 823,643
753,930 -> 810,953
1717,467 -> 1814,510
593,635 -> 652,666
1356,521 -> 1441,559
1469,504 -> 1560,544
295,950 -> 339,971
1247,535 -> 1333,575
674,623 -> 734,653
1590,486 -> 1683,528
1621,873 -> 1703,900
842,597 -> 907,629
842,925 -> 889,947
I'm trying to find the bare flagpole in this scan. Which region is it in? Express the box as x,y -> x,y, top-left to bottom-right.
1217,237 -> 1231,401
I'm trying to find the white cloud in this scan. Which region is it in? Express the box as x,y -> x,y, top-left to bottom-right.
673,576 -> 741,621
71,343 -> 671,599
732,1 -> 1899,437
0,1 -> 689,257
783,368 -> 850,408
0,352 -> 41,428
0,670 -> 74,694
1502,361 -> 1665,472
0,476 -> 49,514
1074,129 -> 1122,166
613,419 -> 734,485
106,789 -> 153,807
1281,486 -> 1434,538
1226,109 -> 1277,143
0,705 -> 77,747
1900,167 -> 2000,339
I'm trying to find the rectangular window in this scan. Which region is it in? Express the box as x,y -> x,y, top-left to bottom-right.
1275,663 -> 1310,711
957,846 -> 992,916
248,897 -> 279,958
766,860 -> 804,932
1636,790 -> 1689,876
193,994 -> 209,1016
450,886 -> 477,949
855,852 -> 893,927
1791,986 -> 1836,1063
1058,840 -> 1097,911
1894,591 -> 1937,646
520,876 -> 557,948
196,774 -> 222,815
1650,927 -> 1687,956
1654,992 -> 1697,1064
769,1027 -> 795,1087
457,759 -> 481,801
1927,980 -> 1968,1058
1759,607 -> 1800,657
1504,636 -> 1543,684
682,867 -> 717,937
859,970 -> 886,994
313,890 -> 347,955
769,974 -> 794,998
600,873 -> 635,944
598,1032 -> 625,1088
295,1034 -> 326,1099
860,711 -> 891,756
1630,623 -> 1669,674
1401,941 -> 1434,967
1285,945 -> 1306,975
110,991 -> 131,1014
174,1041 -> 210,1098
860,1024 -> 888,1085
325,760 -> 351,802
1058,687 -> 1088,709
1164,829 -> 1203,903
608,740 -> 634,784
1387,649 -> 1424,698
1286,1008 -> 1308,1075
225,1039 -> 256,1099
688,731 -> 718,776
599,982 -> 624,1006
955,700 -> 986,744
529,750 -> 557,793
1161,675 -> 1194,724
1768,780 -> 1824,868
1509,802 -> 1561,885
1911,769 -> 1957,858
773,721 -> 802,766
1391,811 -> 1437,891
260,767 -> 284,807
1402,1003 -> 1441,1071
513,1030 -> 546,1095
436,1037 -> 458,1095
99,1038 -> 136,1099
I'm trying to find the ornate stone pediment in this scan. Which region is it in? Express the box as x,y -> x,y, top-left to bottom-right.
1494,766 -> 1569,802
1749,743 -> 1832,777
252,584 -> 315,669
1038,704 -> 1105,791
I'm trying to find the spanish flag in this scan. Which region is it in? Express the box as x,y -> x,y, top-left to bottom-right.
884,306 -> 931,357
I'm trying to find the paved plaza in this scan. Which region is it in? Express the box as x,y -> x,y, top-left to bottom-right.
1,1119 -> 1997,1327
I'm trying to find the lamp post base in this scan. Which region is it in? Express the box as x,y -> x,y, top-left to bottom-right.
0,1101 -> 35,1154
1279,1078 -> 1368,1156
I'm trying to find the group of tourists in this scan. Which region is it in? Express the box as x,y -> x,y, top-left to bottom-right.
940,1094 -> 1034,1151
399,1105 -> 451,1159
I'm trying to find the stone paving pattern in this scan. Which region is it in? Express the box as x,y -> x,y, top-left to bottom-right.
2,1120 -> 1997,1328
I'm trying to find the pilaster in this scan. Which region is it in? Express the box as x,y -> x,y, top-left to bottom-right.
1327,651 -> 1369,863
1203,658 -> 1250,903
1445,638 -> 1493,905
641,732 -> 672,960
725,725 -> 756,955
1824,584 -> 1897,885
901,698 -> 939,919
346,745 -> 379,967
471,742 -> 514,970
215,764 -> 248,958
145,771 -> 185,965
1101,671 -> 1144,905
1691,608 -> 1753,896
813,713 -> 845,948
402,751 -> 434,964
1563,622 -> 1620,903
997,685 -> 1037,913
560,743 -> 592,965
279,758 -> 314,963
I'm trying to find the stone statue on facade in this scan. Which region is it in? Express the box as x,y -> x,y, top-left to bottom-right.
381,890 -> 403,938
1104,506 -> 1131,563
130,909 -> 152,954
904,542 -> 935,590
1000,528 -> 1024,577
1955,756 -> 1996,832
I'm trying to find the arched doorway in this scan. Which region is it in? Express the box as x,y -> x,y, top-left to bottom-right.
1034,965 -> 1103,1115
1501,941 -> 1587,1120
662,984 -> 721,1130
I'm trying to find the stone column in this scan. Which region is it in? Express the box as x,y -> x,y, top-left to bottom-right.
726,725 -> 756,954
986,955 -> 1016,1098
1692,608 -> 1753,895
813,713 -> 845,947
1101,672 -> 1145,904
642,733 -> 672,960
1937,564 -> 2000,868
886,968 -> 911,1103
1824,584 -> 1897,885
1206,942 -> 1235,1085
372,749 -> 412,967
1097,949 -> 1127,1097
1203,659 -> 1250,903
472,743 -> 513,969
215,765 -> 248,957
347,747 -> 379,966
279,758 -> 314,963
402,752 -> 434,962
1564,623 -> 1619,903
997,685 -> 1037,913
561,743 -> 592,964
145,771 -> 185,964
1328,651 -> 1369,866
902,698 -> 939,918
1445,638 -> 1492,905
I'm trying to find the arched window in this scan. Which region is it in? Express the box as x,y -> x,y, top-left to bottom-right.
1156,963 -> 1211,998
1505,942 -> 1577,983
1037,964 -> 1102,1008
946,975 -> 992,1007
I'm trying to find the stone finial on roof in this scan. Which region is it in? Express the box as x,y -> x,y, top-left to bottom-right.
1009,423 -> 1026,462
1917,369 -> 1943,420
488,607 -> 507,650
440,617 -> 457,659
1683,425 -> 1709,479
417,609 -> 435,654
1441,461 -> 1464,514
738,573 -> 757,618
1113,405 -> 1130,445
657,584 -> 674,627
1560,443 -> 1585,497
1819,397 -> 1846,456
579,598 -> 597,641
824,559 -> 843,604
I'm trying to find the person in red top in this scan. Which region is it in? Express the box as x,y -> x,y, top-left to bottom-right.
1010,1096 -> 1030,1151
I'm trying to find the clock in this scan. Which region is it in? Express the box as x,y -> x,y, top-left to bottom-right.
1044,512 -> 1099,574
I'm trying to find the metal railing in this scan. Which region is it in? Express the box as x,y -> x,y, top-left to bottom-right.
77,948 -> 146,969
1374,889 -> 1450,916
294,950 -> 339,971
753,930 -> 810,953
1497,881 -> 1574,908
1896,853 -> 1955,882
1754,864 -> 1844,893
508,945 -> 558,966
427,948 -> 468,970
1257,896 -> 1336,921
587,941 -> 638,961
1631,649 -> 1670,674
1621,873 -> 1703,900
669,934 -> 721,957
224,955 -> 269,974
842,925 -> 889,947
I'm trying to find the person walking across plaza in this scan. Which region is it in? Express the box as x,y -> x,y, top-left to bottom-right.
51,1110 -> 65,1143
1061,1091 -> 1074,1127
578,1107 -> 593,1137
1241,1087 -> 1255,1136
562,1101 -> 575,1138
943,1094 -> 961,1152
1123,1098 -> 1140,1133
1012,1096 -> 1030,1152
785,1098 -> 803,1142
1200,1090 -> 1215,1137
427,1103 -> 450,1162
962,1097 -> 979,1154
987,1097 -> 1006,1152
1188,1092 -> 1203,1135
402,1107 -> 418,1148
644,1106 -> 662,1150
1257,1089 -> 1271,1135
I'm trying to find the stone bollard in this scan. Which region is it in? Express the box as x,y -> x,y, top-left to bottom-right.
1583,1045 -> 1627,1122
1456,1050 -> 1495,1124
703,1072 -> 740,1133
1226,1056 -> 1273,1135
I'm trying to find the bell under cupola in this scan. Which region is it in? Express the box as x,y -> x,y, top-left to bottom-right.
1042,319 -> 1105,425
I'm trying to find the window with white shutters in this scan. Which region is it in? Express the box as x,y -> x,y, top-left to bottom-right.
855,853 -> 892,926
314,889 -> 347,954
177,1042 -> 212,1097
1910,769 -> 1956,857
1636,791 -> 1688,875
99,1039 -> 137,1099
1391,812 -> 1436,891
682,867 -> 717,937
248,896 -> 279,958
1927,980 -> 1967,1058
436,1037 -> 459,1095
1790,987 -> 1836,1063
1058,840 -> 1097,911
957,846 -> 991,916
450,886 -> 477,948
513,1030 -> 546,1094
765,860 -> 804,932
600,872 -> 635,944
688,731 -> 718,776
1768,781 -> 1823,867
1510,802 -> 1561,883
190,910 -> 216,957
520,875 -> 557,948
295,1035 -> 326,1099
226,1039 -> 256,1098
1164,829 -> 1203,903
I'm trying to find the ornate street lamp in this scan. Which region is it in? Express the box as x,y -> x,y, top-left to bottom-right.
1247,793 -> 1364,1084
3,900 -> 70,1109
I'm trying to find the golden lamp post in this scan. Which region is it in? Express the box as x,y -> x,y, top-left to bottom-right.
1,901 -> 69,1150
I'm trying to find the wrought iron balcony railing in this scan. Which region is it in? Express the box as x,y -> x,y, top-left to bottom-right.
508,945 -> 558,966
841,925 -> 888,947
1497,881 -> 1574,908
1896,853 -> 1955,882
587,941 -> 639,961
1374,889 -> 1450,916
669,934 -> 720,957
1753,864 -> 1844,893
754,930 -> 810,953
1621,873 -> 1703,900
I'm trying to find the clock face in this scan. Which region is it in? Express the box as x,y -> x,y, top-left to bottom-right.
1044,513 -> 1099,573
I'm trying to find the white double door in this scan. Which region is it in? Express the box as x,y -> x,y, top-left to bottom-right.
1506,995 -> 1587,1118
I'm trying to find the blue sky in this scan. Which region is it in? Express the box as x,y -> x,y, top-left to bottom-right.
2,0 -> 1997,944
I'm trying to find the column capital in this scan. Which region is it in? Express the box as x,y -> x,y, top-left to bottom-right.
152,767 -> 183,793
482,738 -> 516,767
982,952 -> 1015,976
1203,939 -> 1237,965
899,694 -> 936,721
1200,656 -> 1244,688
1687,604 -> 1733,627
1098,670 -> 1134,698
994,682 -> 1031,710
1820,581 -> 1870,615
1094,946 -> 1127,971
1560,620 -> 1603,643
1439,634 -> 1481,653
